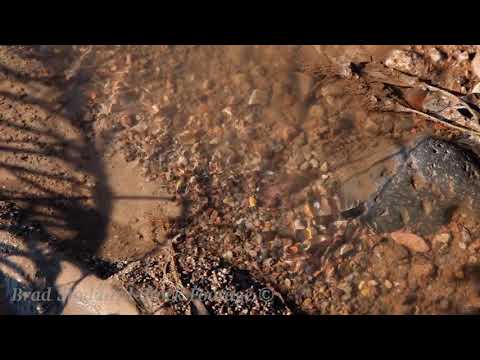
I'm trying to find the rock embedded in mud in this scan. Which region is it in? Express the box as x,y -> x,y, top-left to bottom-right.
362,138 -> 480,235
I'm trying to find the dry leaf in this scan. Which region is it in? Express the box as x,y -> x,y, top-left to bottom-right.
391,231 -> 430,253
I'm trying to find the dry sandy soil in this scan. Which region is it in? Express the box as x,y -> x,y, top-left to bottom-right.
2,45 -> 480,314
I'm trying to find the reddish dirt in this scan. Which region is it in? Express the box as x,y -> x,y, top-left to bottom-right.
1,45 -> 480,314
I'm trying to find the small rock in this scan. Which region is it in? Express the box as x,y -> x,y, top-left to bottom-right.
339,62 -> 353,78
472,52 -> 480,78
293,219 -> 306,230
294,72 -> 314,101
390,231 -> 430,253
457,51 -> 470,62
339,244 -> 354,257
320,162 -> 329,173
222,250 -> 233,261
469,240 -> 480,252
337,283 -> 352,301
400,208 -> 410,225
358,281 -> 366,290
364,117 -> 379,135
299,161 -> 310,171
222,107 -> 233,117
284,278 -> 292,288
304,202 -> 315,218
177,155 -> 188,167
472,83 -> 480,94
223,197 -> 235,207
248,89 -> 269,106
308,105 -> 327,123
385,49 -> 426,76
202,79 -> 214,90
368,280 -> 378,287
438,299 -> 450,311
384,280 -> 393,289
318,197 -> 332,216
302,298 -> 312,308
454,269 -> 465,279
459,242 -> 467,250
433,232 -> 451,245
429,48 -> 444,63
248,249 -> 258,258
422,199 -> 433,216
320,82 -> 344,97
461,226 -> 472,244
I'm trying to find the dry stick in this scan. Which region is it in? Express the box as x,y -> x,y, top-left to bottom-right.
421,82 -> 480,124
395,103 -> 480,137
356,60 -> 480,131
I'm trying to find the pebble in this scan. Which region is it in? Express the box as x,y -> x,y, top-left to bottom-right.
222,250 -> 233,261
302,298 -> 313,308
433,232 -> 451,245
429,47 -> 444,63
248,89 -> 269,106
223,197 -> 235,207
320,82 -> 344,97
461,226 -> 472,244
299,162 -> 310,171
337,283 -> 352,301
339,244 -> 354,257
385,49 -> 426,76
222,107 -> 233,117
177,155 -> 188,167
390,231 -> 430,253
304,203 -> 315,218
363,117 -> 379,135
294,72 -> 314,101
202,79 -> 214,90
320,162 -> 329,173
308,104 -> 327,122
384,280 -> 393,289
459,242 -> 467,250
471,83 -> 480,94
293,219 -> 306,230
457,51 -> 470,62
422,199 -> 433,216
319,197 -> 332,216
358,281 -> 366,290
310,159 -> 319,168
472,52 -> 480,78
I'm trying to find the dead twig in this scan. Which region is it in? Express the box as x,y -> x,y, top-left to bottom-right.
394,103 -> 480,137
